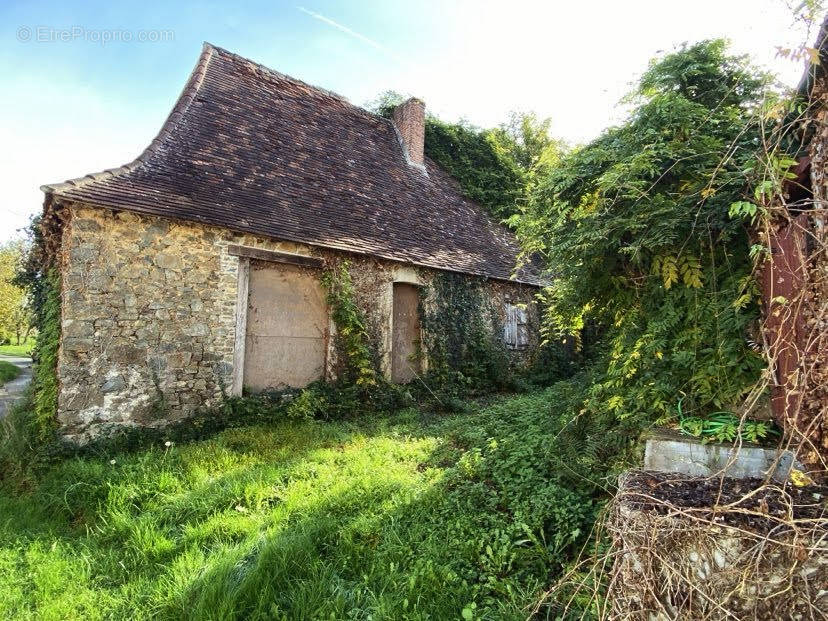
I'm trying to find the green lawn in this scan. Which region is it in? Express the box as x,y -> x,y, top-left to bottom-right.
0,339 -> 35,357
0,386 -> 604,620
0,361 -> 21,387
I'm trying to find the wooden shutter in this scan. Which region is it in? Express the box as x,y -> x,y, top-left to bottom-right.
504,303 -> 529,349
515,306 -> 529,348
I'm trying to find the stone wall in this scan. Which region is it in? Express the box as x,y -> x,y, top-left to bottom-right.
609,470 -> 827,619
54,202 -> 539,442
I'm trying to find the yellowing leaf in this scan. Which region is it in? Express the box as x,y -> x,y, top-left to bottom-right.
679,255 -> 703,289
790,468 -> 814,488
661,256 -> 678,289
806,47 -> 821,66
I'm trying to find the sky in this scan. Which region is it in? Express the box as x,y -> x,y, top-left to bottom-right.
0,0 -> 820,242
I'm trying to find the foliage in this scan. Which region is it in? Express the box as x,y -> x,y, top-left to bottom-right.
0,361 -> 21,387
512,40 -> 770,427
10,217 -> 60,442
678,411 -> 779,444
489,111 -> 566,200
0,241 -> 31,346
320,261 -> 378,388
29,269 -> 60,441
424,118 -> 526,220
13,218 -> 49,338
0,386 -> 615,620
418,272 -> 515,403
489,111 -> 563,172
676,397 -> 780,444
367,90 -> 528,220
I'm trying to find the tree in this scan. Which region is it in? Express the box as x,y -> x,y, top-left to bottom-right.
513,40 -> 772,422
489,111 -> 565,178
0,240 -> 32,345
365,91 -> 528,220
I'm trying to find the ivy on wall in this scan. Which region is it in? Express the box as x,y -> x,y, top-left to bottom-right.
418,272 -> 512,392
12,217 -> 61,442
30,269 -> 60,440
320,261 -> 378,388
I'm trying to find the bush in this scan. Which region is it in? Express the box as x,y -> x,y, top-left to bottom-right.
513,40 -> 769,426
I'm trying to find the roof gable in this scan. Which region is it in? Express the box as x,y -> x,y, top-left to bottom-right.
43,43 -> 542,285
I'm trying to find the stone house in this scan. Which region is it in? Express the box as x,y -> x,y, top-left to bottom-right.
40,44 -> 544,442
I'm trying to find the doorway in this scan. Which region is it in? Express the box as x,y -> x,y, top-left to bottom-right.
391,283 -> 421,383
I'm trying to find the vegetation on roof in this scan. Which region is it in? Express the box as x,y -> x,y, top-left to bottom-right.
369,92 -> 564,221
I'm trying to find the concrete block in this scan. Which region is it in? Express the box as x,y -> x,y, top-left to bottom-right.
644,429 -> 800,482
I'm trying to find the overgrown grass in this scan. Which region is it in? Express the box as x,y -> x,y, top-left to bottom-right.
0,384 -> 623,620
0,361 -> 21,387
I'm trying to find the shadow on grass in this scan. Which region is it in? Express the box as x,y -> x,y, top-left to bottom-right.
0,388 -> 603,620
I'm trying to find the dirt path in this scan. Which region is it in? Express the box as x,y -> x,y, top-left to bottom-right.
0,355 -> 32,419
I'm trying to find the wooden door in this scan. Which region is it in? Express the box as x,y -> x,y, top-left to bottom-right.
243,261 -> 327,391
391,283 -> 420,383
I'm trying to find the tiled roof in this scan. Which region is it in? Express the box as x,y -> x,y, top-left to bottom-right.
43,43 -> 543,285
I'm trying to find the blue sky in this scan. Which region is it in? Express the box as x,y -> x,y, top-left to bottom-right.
0,0 -> 818,241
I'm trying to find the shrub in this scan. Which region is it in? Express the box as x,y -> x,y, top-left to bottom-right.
512,40 -> 769,427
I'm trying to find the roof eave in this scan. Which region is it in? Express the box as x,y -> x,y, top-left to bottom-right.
40,42 -> 215,196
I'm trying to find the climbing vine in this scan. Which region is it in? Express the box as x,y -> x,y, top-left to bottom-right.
320,261 -> 379,387
11,217 -> 61,442
367,91 -> 526,220
30,269 -> 60,440
419,272 -> 512,392
513,40 -> 770,427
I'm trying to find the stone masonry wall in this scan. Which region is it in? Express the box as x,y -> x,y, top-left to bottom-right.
55,202 -> 539,442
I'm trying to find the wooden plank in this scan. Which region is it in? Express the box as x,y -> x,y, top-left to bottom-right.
761,213 -> 809,429
243,262 -> 328,390
516,306 -> 529,348
391,283 -> 421,383
227,244 -> 323,268
504,303 -> 517,347
231,257 -> 250,396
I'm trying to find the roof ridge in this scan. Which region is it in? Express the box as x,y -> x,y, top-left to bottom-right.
205,43 -> 396,127
41,43 -> 215,194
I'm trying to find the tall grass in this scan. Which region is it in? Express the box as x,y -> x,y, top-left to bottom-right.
0,361 -> 21,387
0,386 -> 614,620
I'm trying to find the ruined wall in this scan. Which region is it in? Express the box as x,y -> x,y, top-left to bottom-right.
609,470 -> 827,619
54,202 -> 538,442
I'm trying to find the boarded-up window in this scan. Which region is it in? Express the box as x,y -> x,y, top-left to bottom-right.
503,303 -> 529,349
243,261 -> 328,391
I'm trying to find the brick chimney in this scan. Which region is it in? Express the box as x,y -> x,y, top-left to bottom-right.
392,98 -> 426,170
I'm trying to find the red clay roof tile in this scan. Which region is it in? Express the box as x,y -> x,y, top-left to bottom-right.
43,43 -> 543,285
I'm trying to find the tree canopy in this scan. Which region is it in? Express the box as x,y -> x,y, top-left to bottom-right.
366,91 -> 560,220
0,240 -> 32,346
512,40 -> 772,422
